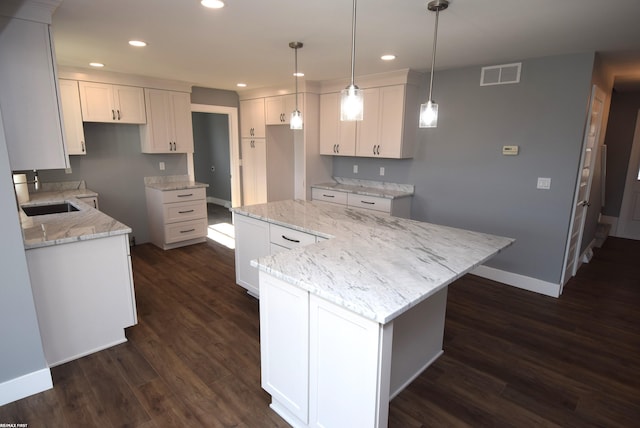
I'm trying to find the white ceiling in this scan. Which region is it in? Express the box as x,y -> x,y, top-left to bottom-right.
51,0 -> 640,92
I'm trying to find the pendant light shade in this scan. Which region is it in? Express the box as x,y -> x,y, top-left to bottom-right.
340,0 -> 363,121
419,0 -> 448,128
289,41 -> 303,130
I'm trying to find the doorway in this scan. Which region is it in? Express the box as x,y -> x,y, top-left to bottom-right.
190,104 -> 240,248
617,109 -> 640,239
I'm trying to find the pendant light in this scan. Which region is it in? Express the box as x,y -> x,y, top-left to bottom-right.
289,41 -> 304,130
340,0 -> 363,121
419,0 -> 449,128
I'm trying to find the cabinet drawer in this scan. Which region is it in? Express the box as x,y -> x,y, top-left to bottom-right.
161,187 -> 206,204
270,224 -> 316,249
311,188 -> 347,205
164,219 -> 207,244
163,200 -> 206,223
347,193 -> 391,213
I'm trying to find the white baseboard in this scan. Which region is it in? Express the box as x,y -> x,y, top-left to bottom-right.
0,368 -> 53,407
471,265 -> 561,298
600,215 -> 619,236
206,196 -> 231,208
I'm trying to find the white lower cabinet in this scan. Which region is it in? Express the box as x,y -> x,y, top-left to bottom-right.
311,187 -> 412,218
146,187 -> 207,250
77,195 -> 99,210
26,234 -> 137,367
259,272 -> 387,428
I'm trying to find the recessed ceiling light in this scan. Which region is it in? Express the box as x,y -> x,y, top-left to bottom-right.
236,83 -> 247,88
129,40 -> 147,47
381,54 -> 396,61
89,62 -> 105,68
201,0 -> 225,8
293,72 -> 304,77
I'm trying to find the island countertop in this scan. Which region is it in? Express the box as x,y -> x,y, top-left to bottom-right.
20,190 -> 131,250
234,200 -> 514,324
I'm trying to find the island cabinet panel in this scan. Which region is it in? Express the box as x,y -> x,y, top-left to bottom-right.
260,274 -> 310,424
234,213 -> 270,297
78,81 -> 146,124
0,16 -> 69,170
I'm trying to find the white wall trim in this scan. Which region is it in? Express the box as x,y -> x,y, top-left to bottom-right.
0,368 -> 53,407
471,265 -> 561,298
206,196 -> 231,208
601,215 -> 619,236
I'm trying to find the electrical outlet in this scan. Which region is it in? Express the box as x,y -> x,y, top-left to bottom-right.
353,165 -> 358,174
380,167 -> 385,176
159,162 -> 165,171
537,177 -> 551,189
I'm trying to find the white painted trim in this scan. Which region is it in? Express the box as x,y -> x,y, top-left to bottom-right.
600,215 -> 619,236
0,368 -> 53,407
206,196 -> 231,208
580,238 -> 596,263
472,265 -> 561,298
190,104 -> 241,208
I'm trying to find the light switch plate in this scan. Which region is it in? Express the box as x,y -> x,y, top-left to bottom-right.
380,167 -> 385,176
353,165 -> 358,174
159,162 -> 165,171
537,177 -> 551,189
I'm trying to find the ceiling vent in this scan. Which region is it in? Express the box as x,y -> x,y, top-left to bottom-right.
480,62 -> 521,86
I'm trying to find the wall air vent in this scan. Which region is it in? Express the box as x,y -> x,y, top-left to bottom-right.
480,62 -> 522,86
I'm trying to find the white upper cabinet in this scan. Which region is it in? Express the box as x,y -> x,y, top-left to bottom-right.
140,89 -> 194,153
319,84 -> 418,159
0,16 -> 69,170
265,94 -> 300,125
58,79 -> 86,156
319,92 -> 356,156
240,98 -> 266,138
79,81 -> 146,124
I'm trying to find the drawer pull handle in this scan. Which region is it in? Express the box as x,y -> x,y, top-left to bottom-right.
180,228 -> 196,233
322,194 -> 335,198
178,209 -> 194,214
177,193 -> 193,198
361,201 -> 375,205
282,235 -> 301,243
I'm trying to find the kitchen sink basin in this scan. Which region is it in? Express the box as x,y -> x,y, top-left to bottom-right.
22,202 -> 80,216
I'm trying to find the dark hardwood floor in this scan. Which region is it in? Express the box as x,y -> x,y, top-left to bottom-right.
1,236 -> 639,427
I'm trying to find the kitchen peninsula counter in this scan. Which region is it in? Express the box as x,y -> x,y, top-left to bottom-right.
234,200 -> 513,428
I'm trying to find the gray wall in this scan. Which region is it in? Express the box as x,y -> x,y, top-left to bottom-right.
334,53 -> 595,284
192,112 -> 231,202
0,110 -> 49,387
602,90 -> 640,217
36,123 -> 187,244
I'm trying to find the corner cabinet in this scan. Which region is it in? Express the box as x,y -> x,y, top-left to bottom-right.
78,81 -> 146,124
319,85 -> 418,159
0,16 -> 69,170
59,79 -> 86,155
140,89 -> 194,153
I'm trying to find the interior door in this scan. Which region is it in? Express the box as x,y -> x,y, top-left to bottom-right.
616,110 -> 640,240
561,85 -> 606,288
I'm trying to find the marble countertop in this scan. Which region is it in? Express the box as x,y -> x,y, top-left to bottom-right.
20,190 -> 131,250
234,200 -> 514,324
144,175 -> 209,191
312,177 -> 414,199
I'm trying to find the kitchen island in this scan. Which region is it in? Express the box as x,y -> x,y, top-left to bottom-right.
19,188 -> 136,367
233,200 -> 513,428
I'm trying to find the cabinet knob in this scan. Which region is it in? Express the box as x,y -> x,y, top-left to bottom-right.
112,109 -> 116,120
81,141 -> 85,152
117,110 -> 121,120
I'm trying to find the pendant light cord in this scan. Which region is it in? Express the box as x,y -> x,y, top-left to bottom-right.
294,46 -> 299,110
350,0 -> 357,86
428,7 -> 440,102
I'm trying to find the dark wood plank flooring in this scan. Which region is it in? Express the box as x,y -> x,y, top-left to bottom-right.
1,236 -> 639,427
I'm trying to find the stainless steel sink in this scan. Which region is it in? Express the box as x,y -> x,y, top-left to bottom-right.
22,202 -> 80,216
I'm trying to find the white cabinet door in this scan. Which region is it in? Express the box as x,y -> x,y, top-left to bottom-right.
356,87 -> 381,157
240,98 -> 266,138
241,138 -> 267,206
377,85 -> 410,158
260,272 -> 309,423
59,79 -> 86,155
79,82 -> 146,124
265,94 -> 298,125
0,17 -> 68,170
319,92 -> 356,156
141,89 -> 194,153
234,213 -> 270,296
309,294 -> 382,428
